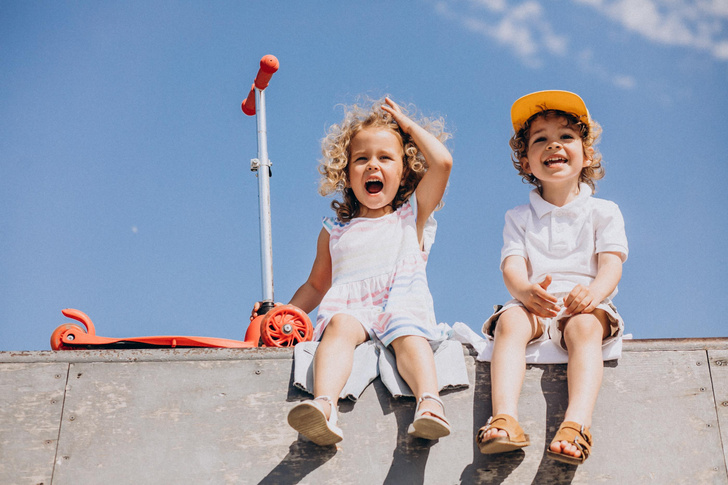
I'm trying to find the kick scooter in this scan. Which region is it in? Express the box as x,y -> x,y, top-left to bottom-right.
50,55 -> 313,350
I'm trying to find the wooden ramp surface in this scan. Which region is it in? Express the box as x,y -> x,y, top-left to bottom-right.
2,339 -> 728,484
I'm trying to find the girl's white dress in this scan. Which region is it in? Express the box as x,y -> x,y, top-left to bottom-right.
313,195 -> 450,347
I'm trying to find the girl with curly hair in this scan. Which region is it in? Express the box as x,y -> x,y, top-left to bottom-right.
284,96 -> 453,445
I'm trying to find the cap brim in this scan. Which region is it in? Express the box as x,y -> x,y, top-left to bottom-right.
511,90 -> 589,132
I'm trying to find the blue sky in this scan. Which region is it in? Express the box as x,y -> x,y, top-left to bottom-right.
2,1 -> 727,351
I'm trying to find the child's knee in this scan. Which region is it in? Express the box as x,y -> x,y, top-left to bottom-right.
494,307 -> 541,341
322,314 -> 368,344
561,314 -> 605,342
390,334 -> 430,354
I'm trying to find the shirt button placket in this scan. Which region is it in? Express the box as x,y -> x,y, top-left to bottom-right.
552,211 -> 567,248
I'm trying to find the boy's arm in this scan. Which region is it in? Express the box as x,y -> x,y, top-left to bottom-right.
288,228 -> 332,313
502,255 -> 560,318
564,251 -> 623,315
381,98 -> 452,224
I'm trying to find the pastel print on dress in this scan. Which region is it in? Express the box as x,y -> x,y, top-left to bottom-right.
314,194 -> 450,347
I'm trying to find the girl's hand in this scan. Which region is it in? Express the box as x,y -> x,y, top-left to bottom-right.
249,301 -> 283,321
564,285 -> 599,315
381,97 -> 416,134
519,275 -> 561,318
382,96 -> 452,242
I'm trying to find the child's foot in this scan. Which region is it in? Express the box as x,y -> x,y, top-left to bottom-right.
546,421 -> 592,465
480,426 -> 508,442
549,440 -> 582,458
477,414 -> 530,454
287,396 -> 343,446
408,393 -> 451,440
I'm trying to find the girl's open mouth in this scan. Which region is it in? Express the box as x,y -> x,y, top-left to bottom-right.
365,180 -> 384,194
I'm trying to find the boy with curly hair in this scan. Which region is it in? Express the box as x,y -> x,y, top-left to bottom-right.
477,91 -> 628,465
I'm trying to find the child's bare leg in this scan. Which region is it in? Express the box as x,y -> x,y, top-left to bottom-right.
550,310 -> 610,458
389,335 -> 440,415
483,306 -> 541,441
312,314 -> 369,418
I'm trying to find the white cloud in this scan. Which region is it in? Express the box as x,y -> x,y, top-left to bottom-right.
575,0 -> 728,61
705,0 -> 728,17
613,74 -> 637,89
578,48 -> 637,90
432,0 -> 636,88
432,0 -> 727,92
470,0 -> 508,11
435,0 -> 567,67
714,40 -> 728,59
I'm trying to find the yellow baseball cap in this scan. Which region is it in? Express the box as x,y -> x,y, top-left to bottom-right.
511,90 -> 590,132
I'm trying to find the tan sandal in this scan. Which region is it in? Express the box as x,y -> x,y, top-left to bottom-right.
477,414 -> 530,454
407,393 -> 451,440
287,396 -> 343,446
546,421 -> 592,465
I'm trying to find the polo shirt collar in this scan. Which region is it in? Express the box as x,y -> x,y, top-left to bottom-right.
529,183 -> 592,218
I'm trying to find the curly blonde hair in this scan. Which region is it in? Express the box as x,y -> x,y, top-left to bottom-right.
318,97 -> 451,222
509,109 -> 604,193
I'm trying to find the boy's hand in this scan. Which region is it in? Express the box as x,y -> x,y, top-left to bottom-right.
564,284 -> 599,315
381,97 -> 416,134
562,251 -> 622,316
520,275 -> 560,318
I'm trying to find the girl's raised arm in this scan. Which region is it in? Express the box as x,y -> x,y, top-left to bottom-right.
381,98 -> 452,230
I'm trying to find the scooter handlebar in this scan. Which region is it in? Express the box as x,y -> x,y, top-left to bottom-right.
241,55 -> 279,116
254,55 -> 279,89
242,84 -> 256,115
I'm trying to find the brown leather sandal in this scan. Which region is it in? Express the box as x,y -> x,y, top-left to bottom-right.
546,421 -> 592,465
476,414 -> 530,454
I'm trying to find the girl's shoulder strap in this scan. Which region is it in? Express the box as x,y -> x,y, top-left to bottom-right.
322,216 -> 334,233
322,216 -> 348,233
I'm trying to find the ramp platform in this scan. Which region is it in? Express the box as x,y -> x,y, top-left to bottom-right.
2,339 -> 728,484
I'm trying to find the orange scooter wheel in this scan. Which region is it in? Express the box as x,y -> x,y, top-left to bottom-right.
50,323 -> 87,350
260,305 -> 313,347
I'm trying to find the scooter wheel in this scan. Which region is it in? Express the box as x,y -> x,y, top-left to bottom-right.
260,305 -> 313,347
50,323 -> 86,350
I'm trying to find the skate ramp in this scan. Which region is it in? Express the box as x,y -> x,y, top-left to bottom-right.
2,339 -> 728,484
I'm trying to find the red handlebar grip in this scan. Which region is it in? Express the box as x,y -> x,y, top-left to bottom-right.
241,83 -> 256,115
253,55 -> 279,90
241,55 -> 278,115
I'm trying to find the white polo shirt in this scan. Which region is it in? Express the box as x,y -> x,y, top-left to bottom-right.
501,183 -> 628,299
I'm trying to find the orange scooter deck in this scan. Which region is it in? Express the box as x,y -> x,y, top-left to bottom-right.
51,307 -> 312,350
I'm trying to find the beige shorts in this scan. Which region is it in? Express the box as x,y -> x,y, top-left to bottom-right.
482,296 -> 624,352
